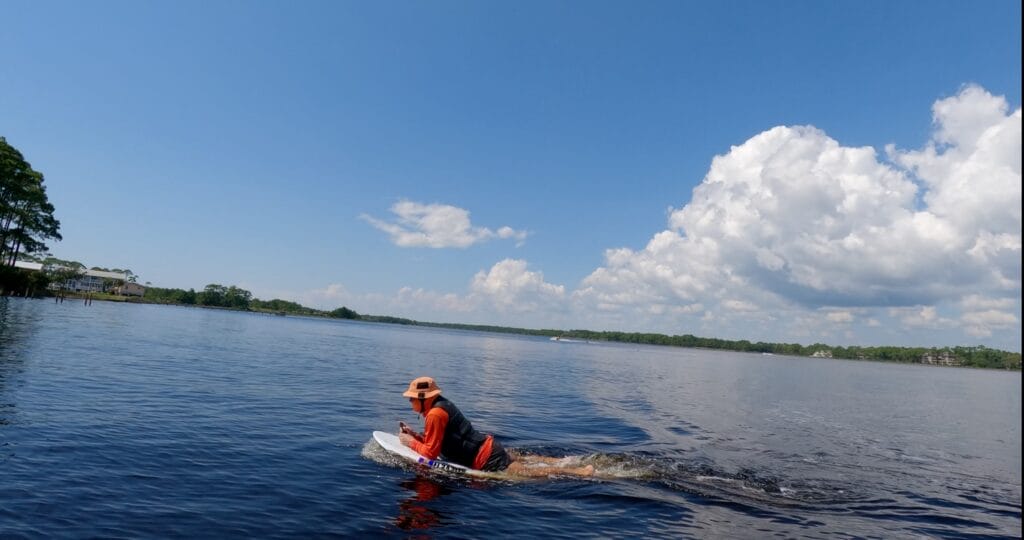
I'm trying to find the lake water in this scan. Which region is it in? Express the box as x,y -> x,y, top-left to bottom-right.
1,297 -> 1020,538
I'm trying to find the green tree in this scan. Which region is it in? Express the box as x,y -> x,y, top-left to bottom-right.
0,137 -> 62,265
24,266 -> 51,296
40,256 -> 84,270
198,284 -> 227,306
179,288 -> 197,304
251,298 -> 320,315
44,263 -> 84,295
223,286 -> 252,309
329,306 -> 360,319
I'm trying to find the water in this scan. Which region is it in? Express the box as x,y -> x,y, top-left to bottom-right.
1,297 -> 1020,538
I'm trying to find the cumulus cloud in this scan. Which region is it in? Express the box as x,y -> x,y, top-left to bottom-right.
362,200 -> 528,248
469,259 -> 565,312
961,309 -> 1019,338
352,260 -> 565,319
890,306 -> 956,329
574,84 -> 1020,344
891,85 -> 1022,291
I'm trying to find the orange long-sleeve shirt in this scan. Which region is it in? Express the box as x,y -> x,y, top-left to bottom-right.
409,406 -> 494,470
409,406 -> 449,459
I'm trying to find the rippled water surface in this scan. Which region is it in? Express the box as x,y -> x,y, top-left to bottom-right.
1,297 -> 1020,538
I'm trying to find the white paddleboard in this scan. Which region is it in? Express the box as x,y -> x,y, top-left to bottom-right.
372,430 -> 489,476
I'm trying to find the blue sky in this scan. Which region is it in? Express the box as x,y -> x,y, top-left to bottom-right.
3,1 -> 1021,351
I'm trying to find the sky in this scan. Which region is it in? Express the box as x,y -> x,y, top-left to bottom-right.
2,1 -> 1021,351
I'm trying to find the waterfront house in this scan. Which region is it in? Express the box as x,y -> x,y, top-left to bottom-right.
61,269 -> 130,293
921,350 -> 960,366
114,282 -> 147,297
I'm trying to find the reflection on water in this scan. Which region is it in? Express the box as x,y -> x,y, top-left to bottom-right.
394,476 -> 452,531
0,297 -> 33,429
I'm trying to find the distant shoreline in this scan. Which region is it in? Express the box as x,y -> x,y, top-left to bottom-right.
12,293 -> 1020,371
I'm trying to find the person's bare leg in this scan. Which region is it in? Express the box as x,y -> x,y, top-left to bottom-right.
508,451 -> 577,466
506,460 -> 594,478
517,455 -> 565,465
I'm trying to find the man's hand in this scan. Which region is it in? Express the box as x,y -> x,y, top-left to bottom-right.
399,421 -> 413,435
399,432 -> 414,447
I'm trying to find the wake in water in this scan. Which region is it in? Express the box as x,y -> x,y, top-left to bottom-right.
363,434 -> 1021,537
362,436 -> 847,506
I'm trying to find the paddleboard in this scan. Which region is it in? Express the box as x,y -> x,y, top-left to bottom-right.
372,430 -> 488,476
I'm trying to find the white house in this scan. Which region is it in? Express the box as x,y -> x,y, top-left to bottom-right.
12,261 -> 43,271
62,269 -> 130,293
13,261 -> 145,296
114,282 -> 147,297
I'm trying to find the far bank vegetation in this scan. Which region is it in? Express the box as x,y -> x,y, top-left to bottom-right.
137,284 -> 1022,371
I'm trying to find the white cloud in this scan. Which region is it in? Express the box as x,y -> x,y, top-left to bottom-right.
569,85 -> 1020,345
961,309 -> 1019,338
574,232 -> 724,307
960,295 -> 1016,311
395,286 -> 474,313
289,260 -> 567,324
891,84 -> 1022,289
469,259 -> 565,312
362,200 -> 528,248
316,283 -> 349,302
826,311 -> 854,323
890,306 -> 956,329
723,299 -> 759,312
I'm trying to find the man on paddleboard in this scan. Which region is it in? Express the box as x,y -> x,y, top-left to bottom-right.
398,376 -> 593,477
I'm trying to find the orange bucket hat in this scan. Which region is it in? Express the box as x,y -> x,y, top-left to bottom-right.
403,376 -> 442,399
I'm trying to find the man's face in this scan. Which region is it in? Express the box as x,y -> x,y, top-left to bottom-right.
409,397 -> 421,414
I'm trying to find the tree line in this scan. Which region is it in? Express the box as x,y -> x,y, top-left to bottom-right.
19,270 -> 1017,371
144,284 -> 252,309
340,322 -> 1019,369
1,138 -> 62,295
536,330 -> 1021,370
131,283 -> 1023,370
1,138 -> 61,267
14,269 -> 1020,371
141,284 -> 360,320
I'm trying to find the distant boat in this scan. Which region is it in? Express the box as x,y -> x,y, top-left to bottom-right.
550,336 -> 586,343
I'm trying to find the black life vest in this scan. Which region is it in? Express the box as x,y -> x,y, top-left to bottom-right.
432,396 -> 488,467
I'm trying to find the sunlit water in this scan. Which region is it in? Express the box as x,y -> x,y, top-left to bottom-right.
1,297 -> 1020,538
